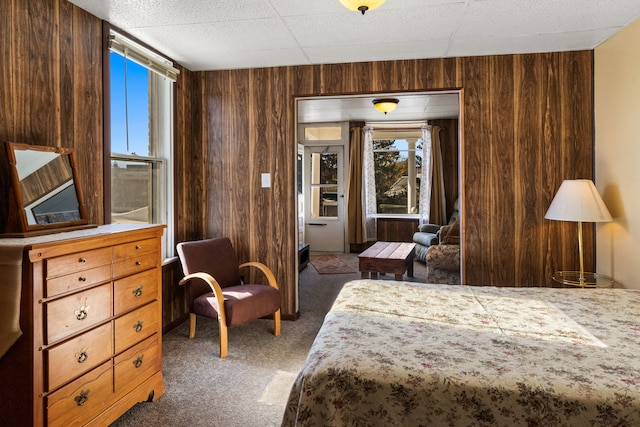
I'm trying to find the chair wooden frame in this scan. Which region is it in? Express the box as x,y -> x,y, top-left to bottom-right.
178,261 -> 281,358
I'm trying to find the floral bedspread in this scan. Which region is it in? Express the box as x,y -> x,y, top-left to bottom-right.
282,280 -> 640,426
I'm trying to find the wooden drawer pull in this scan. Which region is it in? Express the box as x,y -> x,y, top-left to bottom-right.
75,389 -> 89,406
78,276 -> 87,282
133,355 -> 144,368
135,261 -> 142,266
133,286 -> 144,298
76,350 -> 88,363
75,306 -> 89,320
136,245 -> 142,250
133,320 -> 144,333
78,257 -> 87,263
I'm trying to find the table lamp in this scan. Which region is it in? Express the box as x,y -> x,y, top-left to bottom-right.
544,179 -> 612,287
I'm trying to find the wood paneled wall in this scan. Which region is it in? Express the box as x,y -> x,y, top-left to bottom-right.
377,218 -> 420,243
1,0 -> 595,321
0,0 -> 104,229
180,53 -> 594,316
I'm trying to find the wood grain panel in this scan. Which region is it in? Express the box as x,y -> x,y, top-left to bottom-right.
377,218 -> 419,243
1,0 -> 596,320
0,0 -> 103,230
70,7 -> 103,225
491,56 -> 517,286
186,51 -> 595,316
457,56 -> 493,285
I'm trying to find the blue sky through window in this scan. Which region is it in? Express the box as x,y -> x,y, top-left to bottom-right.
110,52 -> 150,156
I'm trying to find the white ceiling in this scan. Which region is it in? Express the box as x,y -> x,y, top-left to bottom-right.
297,92 -> 460,123
68,0 -> 640,72
67,0 -> 640,123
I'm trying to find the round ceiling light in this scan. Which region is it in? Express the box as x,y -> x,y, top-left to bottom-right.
372,98 -> 399,114
339,0 -> 386,15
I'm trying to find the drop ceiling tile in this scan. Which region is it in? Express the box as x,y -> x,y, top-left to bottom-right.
70,0 -> 278,27
448,27 -> 621,58
284,4 -> 465,47
304,39 -> 450,65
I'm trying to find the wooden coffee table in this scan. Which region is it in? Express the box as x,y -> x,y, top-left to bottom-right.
358,241 -> 416,281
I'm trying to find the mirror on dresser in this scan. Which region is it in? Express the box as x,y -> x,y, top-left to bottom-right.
2,142 -> 93,236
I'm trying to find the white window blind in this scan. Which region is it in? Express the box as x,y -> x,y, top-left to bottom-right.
109,31 -> 179,81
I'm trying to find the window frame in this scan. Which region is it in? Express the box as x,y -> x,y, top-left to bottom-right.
106,28 -> 177,260
371,137 -> 423,218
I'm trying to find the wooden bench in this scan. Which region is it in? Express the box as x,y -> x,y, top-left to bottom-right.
358,241 -> 416,281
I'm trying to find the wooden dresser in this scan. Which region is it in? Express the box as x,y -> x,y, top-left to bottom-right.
0,224 -> 165,426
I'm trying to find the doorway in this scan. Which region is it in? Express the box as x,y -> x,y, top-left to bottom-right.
303,145 -> 346,252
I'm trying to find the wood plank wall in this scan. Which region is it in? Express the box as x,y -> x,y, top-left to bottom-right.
0,0 -> 104,230
1,0 -> 595,321
182,53 -> 594,317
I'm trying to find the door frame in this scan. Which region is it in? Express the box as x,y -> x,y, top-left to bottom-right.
297,121 -> 350,254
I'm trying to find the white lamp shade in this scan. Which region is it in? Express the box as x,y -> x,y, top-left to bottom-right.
545,179 -> 612,223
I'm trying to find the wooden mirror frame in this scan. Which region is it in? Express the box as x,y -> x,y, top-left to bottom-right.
4,142 -> 93,236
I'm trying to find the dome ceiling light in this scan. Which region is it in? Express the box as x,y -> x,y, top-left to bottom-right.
339,0 -> 386,15
372,98 -> 399,114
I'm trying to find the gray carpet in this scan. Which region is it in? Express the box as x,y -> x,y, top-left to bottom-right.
110,253 -> 427,427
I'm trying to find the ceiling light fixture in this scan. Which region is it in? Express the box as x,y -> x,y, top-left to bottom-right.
372,98 -> 399,114
339,0 -> 386,15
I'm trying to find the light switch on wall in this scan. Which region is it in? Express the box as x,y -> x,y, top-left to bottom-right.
261,173 -> 271,188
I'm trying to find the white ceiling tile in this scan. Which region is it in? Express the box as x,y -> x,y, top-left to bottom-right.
68,0 -> 640,71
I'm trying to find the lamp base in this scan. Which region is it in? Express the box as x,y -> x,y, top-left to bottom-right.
552,271 -> 614,288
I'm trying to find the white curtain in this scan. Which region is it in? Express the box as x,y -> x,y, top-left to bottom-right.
419,125 -> 433,225
363,126 -> 377,241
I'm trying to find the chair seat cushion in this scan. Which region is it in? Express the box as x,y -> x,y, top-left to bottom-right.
193,284 -> 281,327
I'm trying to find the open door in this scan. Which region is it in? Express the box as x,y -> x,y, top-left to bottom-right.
304,145 -> 345,252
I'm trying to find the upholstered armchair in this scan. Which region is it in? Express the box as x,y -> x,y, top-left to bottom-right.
425,217 -> 461,285
426,244 -> 460,285
176,237 -> 282,358
413,198 -> 460,262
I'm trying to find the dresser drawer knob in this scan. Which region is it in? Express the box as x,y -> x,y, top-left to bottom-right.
135,245 -> 142,250
78,258 -> 87,263
133,355 -> 144,368
76,350 -> 88,363
134,320 -> 144,333
133,286 -> 144,298
75,306 -> 89,320
75,390 -> 89,406
78,276 -> 87,282
135,261 -> 142,266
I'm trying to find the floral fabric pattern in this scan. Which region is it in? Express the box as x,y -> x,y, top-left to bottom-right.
282,280 -> 640,427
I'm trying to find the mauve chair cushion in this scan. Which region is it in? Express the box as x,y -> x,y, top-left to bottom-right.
177,238 -> 243,307
193,284 -> 281,327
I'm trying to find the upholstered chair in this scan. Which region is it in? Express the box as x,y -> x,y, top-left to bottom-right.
425,218 -> 461,285
176,237 -> 281,358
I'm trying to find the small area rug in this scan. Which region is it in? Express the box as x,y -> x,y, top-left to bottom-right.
310,254 -> 356,274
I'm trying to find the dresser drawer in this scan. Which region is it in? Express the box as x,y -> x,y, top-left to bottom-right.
114,268 -> 159,316
113,238 -> 158,261
46,247 -> 112,279
114,301 -> 159,354
46,322 -> 113,391
46,264 -> 112,297
113,251 -> 159,279
46,361 -> 113,427
45,283 -> 112,344
114,334 -> 160,395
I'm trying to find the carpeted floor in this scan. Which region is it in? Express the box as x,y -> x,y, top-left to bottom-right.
109,253 -> 427,427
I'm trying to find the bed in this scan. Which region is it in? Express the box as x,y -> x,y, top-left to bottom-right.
282,280 -> 640,426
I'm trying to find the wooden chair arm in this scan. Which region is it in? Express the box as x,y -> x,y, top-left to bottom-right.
179,272 -> 227,325
239,261 -> 279,290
